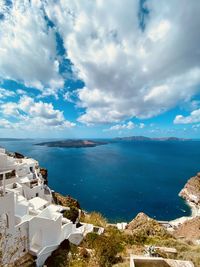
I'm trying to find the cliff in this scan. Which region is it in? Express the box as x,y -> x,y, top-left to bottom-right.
126,212 -> 171,238
174,216 -> 200,242
179,172 -> 200,204
52,192 -> 81,209
40,168 -> 48,185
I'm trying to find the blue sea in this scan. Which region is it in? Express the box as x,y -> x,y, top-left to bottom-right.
1,139 -> 200,222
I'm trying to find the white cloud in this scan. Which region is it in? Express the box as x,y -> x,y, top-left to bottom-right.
139,123 -> 145,129
108,121 -> 135,131
174,109 -> 200,124
45,0 -> 200,124
16,89 -> 26,95
148,20 -> 171,42
1,102 -> 19,117
105,121 -> 145,131
1,0 -> 200,126
0,88 -> 15,99
0,119 -> 14,129
0,96 -> 75,130
63,91 -> 77,103
192,124 -> 200,131
0,1 -> 64,93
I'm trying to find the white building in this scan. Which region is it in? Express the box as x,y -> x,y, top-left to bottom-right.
0,148 -> 103,266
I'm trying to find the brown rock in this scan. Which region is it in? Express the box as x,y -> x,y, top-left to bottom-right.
52,192 -> 81,209
40,168 -> 48,184
14,152 -> 25,159
126,212 -> 171,238
173,216 -> 200,242
179,173 -> 200,204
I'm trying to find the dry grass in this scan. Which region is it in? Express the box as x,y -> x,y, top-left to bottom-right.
81,212 -> 107,228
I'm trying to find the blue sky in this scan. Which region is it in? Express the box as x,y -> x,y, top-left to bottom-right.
0,0 -> 200,138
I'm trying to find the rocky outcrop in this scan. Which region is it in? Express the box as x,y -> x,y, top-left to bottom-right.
44,240 -> 70,267
39,168 -> 48,185
126,212 -> 171,238
13,253 -> 35,267
14,152 -> 25,159
173,216 -> 200,242
179,172 -> 200,204
52,192 -> 81,209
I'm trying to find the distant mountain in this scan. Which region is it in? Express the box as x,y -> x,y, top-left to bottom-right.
0,138 -> 32,141
114,136 -> 150,141
114,136 -> 191,141
35,139 -> 108,148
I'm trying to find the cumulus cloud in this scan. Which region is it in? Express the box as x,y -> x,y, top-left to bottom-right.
0,119 -> 14,129
63,91 -> 78,103
192,124 -> 200,131
44,0 -> 200,124
0,0 -> 64,93
106,121 -> 135,131
0,96 -> 75,130
174,109 -> 200,124
1,0 -> 200,127
139,123 -> 145,129
16,89 -> 27,96
0,88 -> 15,99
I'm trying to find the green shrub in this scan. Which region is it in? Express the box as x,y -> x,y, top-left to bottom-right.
63,207 -> 79,223
94,234 -> 124,267
44,240 -> 70,267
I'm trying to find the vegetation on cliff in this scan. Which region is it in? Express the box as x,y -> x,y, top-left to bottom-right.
125,212 -> 171,241
53,192 -> 81,209
53,193 -> 81,223
80,212 -> 107,228
45,209 -> 200,267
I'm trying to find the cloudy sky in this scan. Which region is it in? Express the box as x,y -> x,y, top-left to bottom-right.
0,0 -> 200,138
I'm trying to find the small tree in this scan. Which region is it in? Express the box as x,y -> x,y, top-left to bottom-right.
63,207 -> 79,224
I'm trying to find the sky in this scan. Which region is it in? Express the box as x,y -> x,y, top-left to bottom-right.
0,0 -> 200,138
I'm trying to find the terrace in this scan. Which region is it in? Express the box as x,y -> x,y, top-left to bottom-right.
130,255 -> 194,267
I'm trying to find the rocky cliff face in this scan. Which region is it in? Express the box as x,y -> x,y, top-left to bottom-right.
52,192 -> 81,209
126,212 -> 171,238
39,168 -> 48,185
173,216 -> 200,242
179,172 -> 200,204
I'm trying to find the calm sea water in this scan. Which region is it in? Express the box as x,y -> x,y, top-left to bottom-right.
1,139 -> 200,222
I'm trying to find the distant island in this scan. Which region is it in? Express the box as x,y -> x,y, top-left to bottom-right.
35,139 -> 108,148
114,136 -> 191,141
0,138 -> 33,141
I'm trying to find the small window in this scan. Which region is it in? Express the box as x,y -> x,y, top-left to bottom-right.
36,193 -> 39,197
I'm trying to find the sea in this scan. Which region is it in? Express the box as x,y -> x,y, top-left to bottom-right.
1,138 -> 200,223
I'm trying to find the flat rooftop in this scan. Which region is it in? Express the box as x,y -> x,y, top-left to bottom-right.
29,197 -> 48,210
